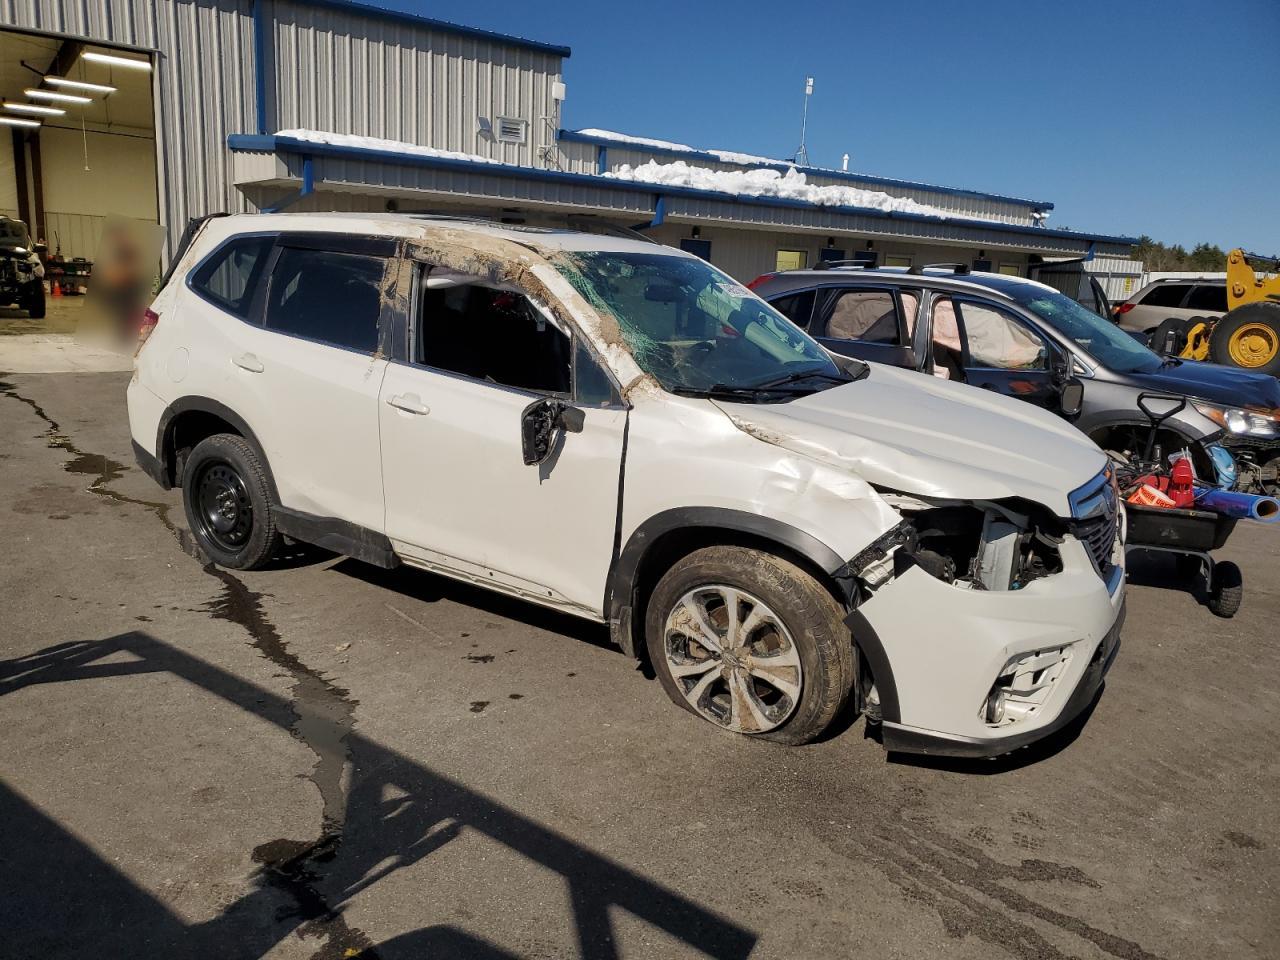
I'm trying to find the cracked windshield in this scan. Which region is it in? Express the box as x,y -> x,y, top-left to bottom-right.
558,251 -> 855,400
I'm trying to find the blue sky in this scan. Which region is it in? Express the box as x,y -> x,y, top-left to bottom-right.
379,0 -> 1278,253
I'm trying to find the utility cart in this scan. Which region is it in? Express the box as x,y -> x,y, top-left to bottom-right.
1116,394 -> 1244,618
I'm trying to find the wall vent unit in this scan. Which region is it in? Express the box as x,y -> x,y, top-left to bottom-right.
496,117 -> 527,144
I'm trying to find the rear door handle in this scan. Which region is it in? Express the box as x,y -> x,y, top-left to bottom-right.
387,393 -> 430,415
233,353 -> 264,373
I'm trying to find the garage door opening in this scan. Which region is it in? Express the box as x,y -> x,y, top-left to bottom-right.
0,27 -> 159,335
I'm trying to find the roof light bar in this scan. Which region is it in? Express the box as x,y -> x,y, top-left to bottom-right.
3,103 -> 65,116
0,117 -> 42,128
80,51 -> 152,70
25,88 -> 92,104
43,76 -> 117,95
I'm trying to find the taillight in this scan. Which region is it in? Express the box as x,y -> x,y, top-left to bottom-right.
746,273 -> 775,290
135,307 -> 160,355
1114,302 -> 1134,315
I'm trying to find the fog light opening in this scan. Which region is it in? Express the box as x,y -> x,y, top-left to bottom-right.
984,685 -> 1007,725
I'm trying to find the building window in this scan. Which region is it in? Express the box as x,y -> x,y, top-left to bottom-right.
853,251 -> 879,267
776,249 -> 807,271
818,248 -> 846,263
998,262 -> 1022,276
884,255 -> 912,269
679,238 -> 712,262
973,258 -> 994,272
495,117 -> 527,144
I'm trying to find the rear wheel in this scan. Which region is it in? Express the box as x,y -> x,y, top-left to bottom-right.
645,546 -> 854,745
1209,303 -> 1280,376
1208,561 -> 1243,618
21,281 -> 45,319
1149,317 -> 1189,356
182,433 -> 280,570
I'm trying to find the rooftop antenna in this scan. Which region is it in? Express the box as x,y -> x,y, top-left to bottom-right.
794,77 -> 814,166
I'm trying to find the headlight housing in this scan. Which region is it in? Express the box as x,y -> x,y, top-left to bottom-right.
1193,401 -> 1280,438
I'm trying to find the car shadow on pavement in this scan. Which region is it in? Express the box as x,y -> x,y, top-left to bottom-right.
329,557 -> 619,653
1124,551 -> 1211,607
0,632 -> 756,959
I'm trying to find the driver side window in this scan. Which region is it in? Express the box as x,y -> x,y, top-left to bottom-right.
416,270 -> 572,396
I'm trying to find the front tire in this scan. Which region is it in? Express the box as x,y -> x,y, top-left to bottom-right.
182,433 -> 280,570
645,546 -> 854,745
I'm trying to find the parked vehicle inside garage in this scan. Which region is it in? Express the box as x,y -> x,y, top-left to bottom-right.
0,216 -> 46,318
751,265 -> 1280,495
129,214 -> 1124,757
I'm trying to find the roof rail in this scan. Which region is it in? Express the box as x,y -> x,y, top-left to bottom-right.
812,259 -> 874,271
909,262 -> 971,275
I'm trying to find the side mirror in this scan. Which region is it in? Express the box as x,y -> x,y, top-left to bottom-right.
520,397 -> 584,466
1059,377 -> 1084,417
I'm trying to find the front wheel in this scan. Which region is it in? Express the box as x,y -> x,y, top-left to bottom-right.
22,281 -> 45,319
1209,303 -> 1280,376
645,546 -> 854,745
182,433 -> 280,570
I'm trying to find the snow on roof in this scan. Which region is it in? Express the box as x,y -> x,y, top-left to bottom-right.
275,129 -> 501,165
603,159 -> 955,219
575,128 -> 780,167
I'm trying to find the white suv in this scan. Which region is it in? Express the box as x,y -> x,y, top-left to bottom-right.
129,213 -> 1125,756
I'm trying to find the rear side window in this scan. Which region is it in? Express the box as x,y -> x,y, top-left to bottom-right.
190,235 -> 273,317
822,289 -> 901,343
1186,285 -> 1227,312
1140,284 -> 1189,308
770,289 -> 816,329
265,247 -> 386,352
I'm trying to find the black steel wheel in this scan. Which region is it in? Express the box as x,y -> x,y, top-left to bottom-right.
182,433 -> 280,569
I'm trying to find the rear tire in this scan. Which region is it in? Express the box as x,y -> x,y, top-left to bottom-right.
182,433 -> 280,570
22,281 -> 45,319
1149,317 -> 1188,356
1208,561 -> 1243,618
645,546 -> 854,745
1208,303 -> 1280,376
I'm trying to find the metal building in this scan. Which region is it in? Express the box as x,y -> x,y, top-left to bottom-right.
0,0 -> 1136,280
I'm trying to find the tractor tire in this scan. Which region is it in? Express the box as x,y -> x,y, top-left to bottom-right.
1208,303 -> 1280,376
1149,317 -> 1189,357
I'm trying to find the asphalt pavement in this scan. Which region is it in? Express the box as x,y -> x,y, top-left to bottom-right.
2,369 -> 1277,959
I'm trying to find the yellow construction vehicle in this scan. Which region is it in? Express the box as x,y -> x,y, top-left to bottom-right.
1171,249 -> 1280,376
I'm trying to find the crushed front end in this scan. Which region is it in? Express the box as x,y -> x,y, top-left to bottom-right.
848,468 -> 1125,758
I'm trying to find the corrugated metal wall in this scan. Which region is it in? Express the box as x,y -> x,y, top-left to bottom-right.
0,0 -> 260,257
269,0 -> 563,168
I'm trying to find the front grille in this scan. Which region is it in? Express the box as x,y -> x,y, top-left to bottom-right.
1069,469 -> 1120,579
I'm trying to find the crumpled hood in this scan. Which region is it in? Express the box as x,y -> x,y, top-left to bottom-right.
714,364 -> 1105,516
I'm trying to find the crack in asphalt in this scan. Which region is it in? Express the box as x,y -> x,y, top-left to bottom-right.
1,377 -> 376,960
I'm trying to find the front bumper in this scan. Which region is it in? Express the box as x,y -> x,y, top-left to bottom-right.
876,603 -> 1123,757
849,535 -> 1125,758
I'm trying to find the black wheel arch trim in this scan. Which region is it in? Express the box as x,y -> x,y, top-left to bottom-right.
604,507 -> 856,657
843,608 -> 901,725
155,396 -> 279,500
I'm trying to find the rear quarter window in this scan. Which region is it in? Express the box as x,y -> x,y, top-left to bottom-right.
1139,284 -> 1190,309
189,235 -> 274,317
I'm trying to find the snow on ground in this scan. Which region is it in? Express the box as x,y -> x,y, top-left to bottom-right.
275,129 -> 500,164
603,159 -> 954,218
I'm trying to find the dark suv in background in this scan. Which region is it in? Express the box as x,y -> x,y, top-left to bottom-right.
749,265 -> 1280,494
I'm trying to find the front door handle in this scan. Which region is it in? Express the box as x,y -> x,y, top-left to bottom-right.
233,353 -> 264,373
387,393 -> 430,415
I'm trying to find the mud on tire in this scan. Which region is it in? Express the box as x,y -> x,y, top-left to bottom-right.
645,545 -> 855,745
182,433 -> 280,570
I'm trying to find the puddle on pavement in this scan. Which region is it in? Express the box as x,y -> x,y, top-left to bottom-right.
2,378 -> 375,958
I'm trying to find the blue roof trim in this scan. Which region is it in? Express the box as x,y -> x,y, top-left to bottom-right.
558,129 -> 1054,211
293,0 -> 571,58
228,134 -> 1137,246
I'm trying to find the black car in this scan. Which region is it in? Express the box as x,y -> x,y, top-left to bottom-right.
0,216 -> 46,319
750,264 -> 1280,494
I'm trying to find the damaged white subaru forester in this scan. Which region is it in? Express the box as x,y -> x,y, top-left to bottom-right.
129,213 -> 1125,757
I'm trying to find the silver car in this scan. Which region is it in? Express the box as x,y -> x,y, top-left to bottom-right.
1114,279 -> 1227,333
